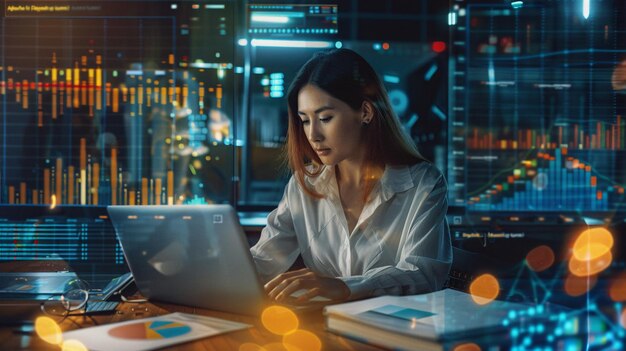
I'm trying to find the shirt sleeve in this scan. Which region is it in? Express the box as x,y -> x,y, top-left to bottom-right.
338,171 -> 453,300
250,177 -> 301,284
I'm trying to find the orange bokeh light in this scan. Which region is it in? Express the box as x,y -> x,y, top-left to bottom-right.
283,329 -> 322,351
61,339 -> 88,351
611,59 -> 626,90
621,308 -> 626,329
239,343 -> 267,351
573,242 -> 612,262
564,273 -> 598,296
469,274 -> 500,305
453,343 -> 482,351
261,306 -> 299,336
262,342 -> 289,351
568,250 -> 613,277
608,272 -> 626,302
572,227 -> 614,261
525,245 -> 555,272
35,316 -> 63,345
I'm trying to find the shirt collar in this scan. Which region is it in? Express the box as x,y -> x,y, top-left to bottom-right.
305,164 -> 415,200
379,165 -> 415,200
305,165 -> 336,194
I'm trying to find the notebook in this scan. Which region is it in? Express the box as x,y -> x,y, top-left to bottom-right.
108,205 -> 328,316
324,288 -> 568,351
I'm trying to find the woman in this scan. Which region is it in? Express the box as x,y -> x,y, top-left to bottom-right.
251,48 -> 452,304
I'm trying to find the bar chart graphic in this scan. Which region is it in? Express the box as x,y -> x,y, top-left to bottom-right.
468,148 -> 623,211
0,1 -> 236,207
467,118 -> 625,151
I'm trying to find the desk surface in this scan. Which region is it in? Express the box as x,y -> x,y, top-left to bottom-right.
0,261 -> 380,351
1,299 -> 383,351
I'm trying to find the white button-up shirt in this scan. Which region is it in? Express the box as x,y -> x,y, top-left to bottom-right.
250,162 -> 452,299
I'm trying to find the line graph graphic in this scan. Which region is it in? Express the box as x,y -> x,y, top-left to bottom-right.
468,148 -> 624,211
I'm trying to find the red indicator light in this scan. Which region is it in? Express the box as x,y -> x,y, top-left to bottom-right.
432,41 -> 446,53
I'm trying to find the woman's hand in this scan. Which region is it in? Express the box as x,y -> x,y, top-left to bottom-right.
265,268 -> 351,304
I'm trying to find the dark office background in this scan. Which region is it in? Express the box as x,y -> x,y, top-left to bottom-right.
1,1 -> 626,347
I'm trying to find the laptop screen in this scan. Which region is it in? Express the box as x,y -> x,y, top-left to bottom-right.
107,205 -> 267,316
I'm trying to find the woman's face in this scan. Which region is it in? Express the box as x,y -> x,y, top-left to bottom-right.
297,84 -> 367,166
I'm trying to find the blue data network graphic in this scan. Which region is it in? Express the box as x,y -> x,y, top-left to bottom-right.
499,258 -> 625,351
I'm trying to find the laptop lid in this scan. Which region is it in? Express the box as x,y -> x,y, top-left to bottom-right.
107,205 -> 267,316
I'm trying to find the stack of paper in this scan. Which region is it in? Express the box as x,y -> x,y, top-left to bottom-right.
324,289 -> 560,351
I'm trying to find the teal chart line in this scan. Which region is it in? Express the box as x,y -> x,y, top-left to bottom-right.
474,49 -> 626,61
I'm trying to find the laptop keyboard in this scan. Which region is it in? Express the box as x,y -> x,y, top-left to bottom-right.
444,268 -> 473,292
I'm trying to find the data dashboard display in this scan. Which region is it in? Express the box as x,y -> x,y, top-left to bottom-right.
448,0 -> 626,213
1,1 -> 236,208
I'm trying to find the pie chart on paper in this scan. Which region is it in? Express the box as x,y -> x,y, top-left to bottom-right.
108,320 -> 192,340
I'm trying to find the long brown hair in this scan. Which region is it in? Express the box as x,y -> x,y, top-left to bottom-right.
285,48 -> 425,199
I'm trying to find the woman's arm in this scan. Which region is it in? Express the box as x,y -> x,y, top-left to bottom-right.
250,178 -> 301,284
265,267 -> 350,303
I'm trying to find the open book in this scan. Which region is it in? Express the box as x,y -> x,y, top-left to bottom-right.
324,289 -> 564,351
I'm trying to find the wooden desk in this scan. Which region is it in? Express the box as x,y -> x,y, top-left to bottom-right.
0,262 -> 380,350
0,299 -> 382,350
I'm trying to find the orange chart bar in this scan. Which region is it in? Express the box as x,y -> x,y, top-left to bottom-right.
468,120 -> 625,150
0,52 -> 208,206
55,158 -> 63,205
3,156 -> 174,206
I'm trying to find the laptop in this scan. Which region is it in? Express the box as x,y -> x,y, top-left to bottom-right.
108,205 -> 320,316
